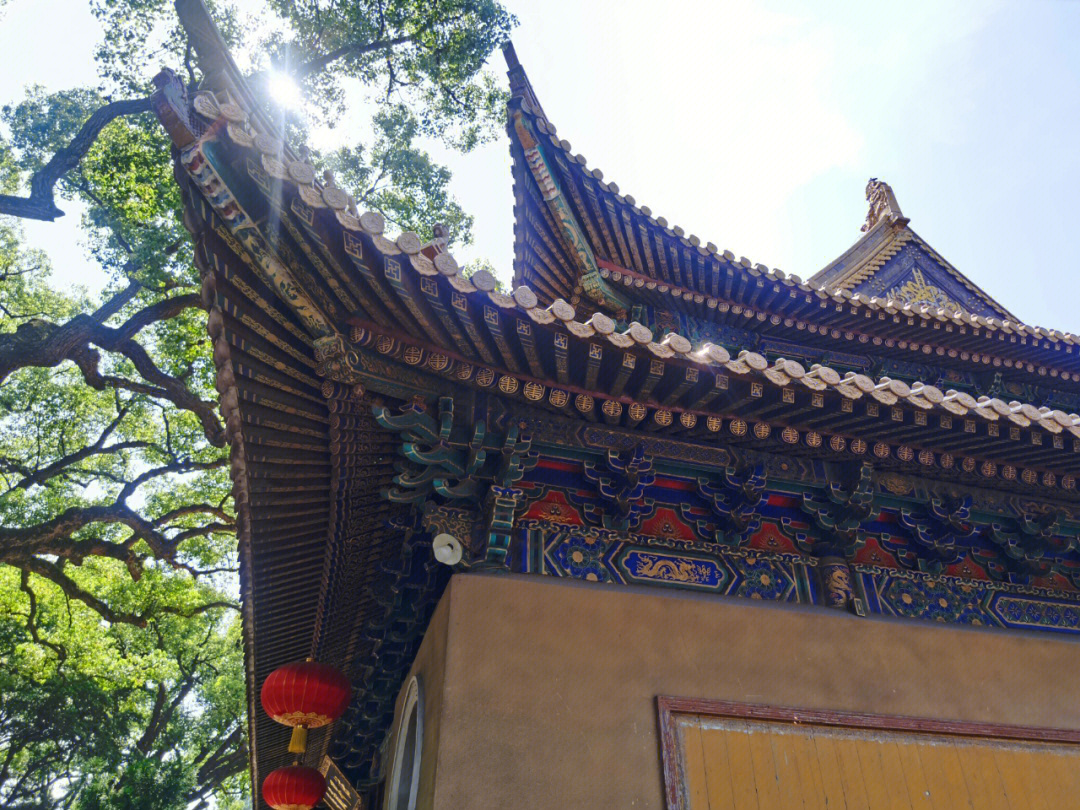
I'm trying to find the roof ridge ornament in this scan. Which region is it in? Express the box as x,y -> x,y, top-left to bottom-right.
861,178 -> 909,232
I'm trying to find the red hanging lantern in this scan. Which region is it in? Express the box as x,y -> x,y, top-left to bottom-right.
262,765 -> 326,810
261,659 -> 351,754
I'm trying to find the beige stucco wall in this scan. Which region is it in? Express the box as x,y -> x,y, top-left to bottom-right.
390,573 -> 1080,809
384,587 -> 450,810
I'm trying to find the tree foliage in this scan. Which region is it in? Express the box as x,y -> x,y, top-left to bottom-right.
0,0 -> 513,806
0,222 -> 245,808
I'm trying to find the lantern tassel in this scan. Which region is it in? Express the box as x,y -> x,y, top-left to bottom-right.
288,725 -> 308,754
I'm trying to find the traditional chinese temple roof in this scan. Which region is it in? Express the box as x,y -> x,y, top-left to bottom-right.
160,3 -> 1080,804
504,45 -> 1080,390
809,178 -> 1017,322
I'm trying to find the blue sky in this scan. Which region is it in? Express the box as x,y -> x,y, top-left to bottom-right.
3,0 -> 1079,330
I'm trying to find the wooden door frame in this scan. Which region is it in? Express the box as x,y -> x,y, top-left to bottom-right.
657,696 -> 1080,810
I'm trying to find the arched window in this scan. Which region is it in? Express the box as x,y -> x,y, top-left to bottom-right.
387,677 -> 423,810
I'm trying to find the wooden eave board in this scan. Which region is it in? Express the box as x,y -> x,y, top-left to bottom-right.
343,292 -> 1080,497
181,176 -> 436,800
598,267 -> 1080,397
810,216 -> 900,289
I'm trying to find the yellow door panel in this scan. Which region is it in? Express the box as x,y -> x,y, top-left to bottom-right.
663,704 -> 1080,810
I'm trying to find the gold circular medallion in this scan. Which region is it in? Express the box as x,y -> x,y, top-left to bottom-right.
253,133 -> 283,155
815,365 -> 841,385
782,359 -> 806,378
193,92 -> 221,119
742,351 -> 768,371
667,334 -> 692,354
705,343 -> 730,364
470,268 -> 497,291
590,312 -> 615,335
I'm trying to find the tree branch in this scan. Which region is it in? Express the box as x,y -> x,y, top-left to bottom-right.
135,682 -> 170,755
11,403 -> 150,492
1,457 -> 228,564
155,600 -> 238,618
0,292 -> 224,445
18,570 -> 68,664
0,97 -> 153,221
10,440 -> 150,492
153,503 -> 234,526
90,277 -> 142,322
19,558 -> 148,628
118,457 -> 228,502
294,34 -> 416,79
188,725 -> 247,804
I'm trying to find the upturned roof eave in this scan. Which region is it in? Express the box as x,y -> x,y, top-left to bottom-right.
501,51 -> 1054,345
807,216 -> 903,290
